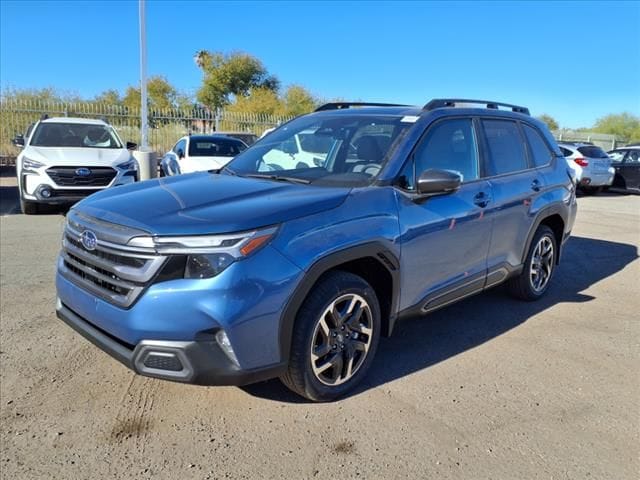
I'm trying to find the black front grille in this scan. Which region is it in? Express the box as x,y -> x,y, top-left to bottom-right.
63,259 -> 130,296
47,166 -> 116,186
66,234 -> 146,268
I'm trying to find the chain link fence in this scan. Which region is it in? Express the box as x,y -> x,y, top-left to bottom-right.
0,99 -> 293,165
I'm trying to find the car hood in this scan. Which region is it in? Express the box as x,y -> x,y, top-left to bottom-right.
75,172 -> 351,235
25,146 -> 130,166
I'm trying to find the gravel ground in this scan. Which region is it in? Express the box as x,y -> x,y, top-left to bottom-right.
1,185 -> 638,479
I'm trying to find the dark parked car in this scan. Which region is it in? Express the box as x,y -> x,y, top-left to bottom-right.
56,99 -> 577,401
608,146 -> 640,192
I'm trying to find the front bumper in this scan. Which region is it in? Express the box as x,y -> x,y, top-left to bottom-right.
56,299 -> 286,385
21,169 -> 137,204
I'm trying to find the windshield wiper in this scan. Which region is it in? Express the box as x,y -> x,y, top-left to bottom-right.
242,173 -> 311,184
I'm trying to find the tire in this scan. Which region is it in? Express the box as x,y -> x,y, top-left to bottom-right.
280,271 -> 381,402
580,186 -> 602,195
20,197 -> 39,215
507,225 -> 557,301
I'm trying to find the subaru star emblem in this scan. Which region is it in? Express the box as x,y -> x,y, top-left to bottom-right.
81,230 -> 98,251
75,167 -> 91,176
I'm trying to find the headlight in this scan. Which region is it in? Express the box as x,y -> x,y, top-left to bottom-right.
117,158 -> 138,171
22,157 -> 44,172
128,226 -> 277,279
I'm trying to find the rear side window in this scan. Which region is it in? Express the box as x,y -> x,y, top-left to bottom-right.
523,124 -> 552,167
559,146 -> 574,157
577,146 -> 608,158
412,118 -> 479,184
482,120 -> 528,176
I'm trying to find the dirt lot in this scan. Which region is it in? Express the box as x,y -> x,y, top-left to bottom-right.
1,182 -> 638,479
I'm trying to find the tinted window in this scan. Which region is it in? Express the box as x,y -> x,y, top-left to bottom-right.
482,120 -> 528,176
559,146 -> 574,157
409,118 -> 478,186
577,146 -> 608,158
523,124 -> 552,167
188,137 -> 246,157
627,150 -> 640,163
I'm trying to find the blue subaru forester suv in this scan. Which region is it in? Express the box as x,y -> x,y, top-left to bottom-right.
56,99 -> 577,401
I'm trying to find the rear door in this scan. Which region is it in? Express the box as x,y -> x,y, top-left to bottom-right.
479,118 -> 541,274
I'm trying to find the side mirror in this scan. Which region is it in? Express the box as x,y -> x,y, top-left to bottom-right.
126,141 -> 137,150
176,148 -> 185,159
12,135 -> 25,147
417,168 -> 462,196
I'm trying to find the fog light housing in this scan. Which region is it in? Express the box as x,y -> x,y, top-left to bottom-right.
39,187 -> 52,198
215,330 -> 239,366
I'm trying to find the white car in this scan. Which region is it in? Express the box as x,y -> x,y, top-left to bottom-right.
160,135 -> 247,176
261,130 -> 331,170
557,142 -> 615,194
13,116 -> 138,214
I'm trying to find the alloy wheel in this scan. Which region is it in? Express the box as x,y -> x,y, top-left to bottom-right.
310,293 -> 373,386
530,235 -> 554,292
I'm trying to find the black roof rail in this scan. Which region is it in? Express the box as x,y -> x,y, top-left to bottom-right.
315,102 -> 410,112
423,99 -> 530,115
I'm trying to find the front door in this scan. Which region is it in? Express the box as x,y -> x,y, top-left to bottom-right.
397,117 -> 493,313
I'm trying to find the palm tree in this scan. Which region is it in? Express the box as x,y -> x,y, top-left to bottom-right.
193,50 -> 211,70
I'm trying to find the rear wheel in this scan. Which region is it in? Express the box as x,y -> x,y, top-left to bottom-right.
507,225 -> 557,301
281,271 -> 381,402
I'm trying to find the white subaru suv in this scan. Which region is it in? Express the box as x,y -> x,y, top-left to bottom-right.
14,116 -> 138,214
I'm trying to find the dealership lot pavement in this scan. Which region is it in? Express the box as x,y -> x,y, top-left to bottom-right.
1,187 -> 638,479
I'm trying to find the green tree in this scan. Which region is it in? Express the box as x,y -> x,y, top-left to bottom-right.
123,76 -> 179,111
282,85 -> 317,116
1,86 -> 81,103
227,87 -> 283,116
537,114 -> 559,131
195,51 -> 280,109
592,112 -> 640,142
94,89 -> 122,105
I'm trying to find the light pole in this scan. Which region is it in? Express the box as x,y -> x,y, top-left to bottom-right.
133,0 -> 156,179
139,0 -> 148,150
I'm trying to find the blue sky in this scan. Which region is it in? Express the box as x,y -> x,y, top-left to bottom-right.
1,0 -> 638,128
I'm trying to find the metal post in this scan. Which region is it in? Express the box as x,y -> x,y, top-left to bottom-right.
139,0 -> 148,150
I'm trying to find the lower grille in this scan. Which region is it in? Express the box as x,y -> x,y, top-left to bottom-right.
47,166 -> 116,187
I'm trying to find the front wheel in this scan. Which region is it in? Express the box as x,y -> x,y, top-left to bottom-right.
281,271 -> 381,402
20,197 -> 39,215
507,225 -> 557,301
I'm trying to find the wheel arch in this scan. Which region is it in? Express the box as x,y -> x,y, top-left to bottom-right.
522,206 -> 567,266
278,243 -> 400,362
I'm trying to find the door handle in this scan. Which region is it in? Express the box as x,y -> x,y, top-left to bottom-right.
531,179 -> 541,192
473,192 -> 490,208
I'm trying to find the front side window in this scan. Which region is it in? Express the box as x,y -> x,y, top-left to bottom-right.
523,124 -> 553,167
225,114 -> 412,187
608,150 -> 626,162
404,119 -> 479,189
30,123 -> 122,149
482,120 -> 528,176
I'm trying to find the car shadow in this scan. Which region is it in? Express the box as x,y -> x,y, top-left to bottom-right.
0,166 -> 70,216
241,235 -> 638,403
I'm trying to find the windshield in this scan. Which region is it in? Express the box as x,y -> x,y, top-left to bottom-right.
189,137 -> 247,157
577,145 -> 608,158
224,114 -> 412,186
30,123 -> 123,148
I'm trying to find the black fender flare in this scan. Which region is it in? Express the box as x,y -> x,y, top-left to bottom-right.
521,203 -> 568,265
277,242 -> 400,362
